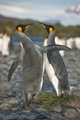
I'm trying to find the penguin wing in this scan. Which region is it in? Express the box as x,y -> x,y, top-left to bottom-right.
8,48 -> 25,81
40,44 -> 71,53
8,55 -> 21,81
15,31 -> 71,53
8,44 -> 40,82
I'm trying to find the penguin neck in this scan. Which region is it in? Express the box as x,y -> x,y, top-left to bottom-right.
48,31 -> 56,45
15,30 -> 34,50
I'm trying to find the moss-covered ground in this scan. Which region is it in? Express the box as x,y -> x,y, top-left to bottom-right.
34,92 -> 76,108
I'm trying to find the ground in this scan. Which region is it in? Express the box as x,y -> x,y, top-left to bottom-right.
0,49 -> 80,119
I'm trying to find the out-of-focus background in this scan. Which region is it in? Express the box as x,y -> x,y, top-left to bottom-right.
0,0 -> 80,55
0,1 -> 80,119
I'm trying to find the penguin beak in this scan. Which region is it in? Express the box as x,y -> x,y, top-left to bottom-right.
38,22 -> 46,28
25,23 -> 33,29
41,24 -> 46,28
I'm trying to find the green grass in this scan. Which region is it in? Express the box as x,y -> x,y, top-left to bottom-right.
0,20 -> 80,37
35,92 -> 75,108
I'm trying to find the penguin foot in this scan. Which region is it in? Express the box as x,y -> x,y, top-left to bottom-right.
22,102 -> 33,111
62,90 -> 71,96
56,91 -> 62,97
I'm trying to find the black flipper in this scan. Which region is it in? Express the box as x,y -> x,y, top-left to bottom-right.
8,55 -> 21,81
41,44 -> 71,53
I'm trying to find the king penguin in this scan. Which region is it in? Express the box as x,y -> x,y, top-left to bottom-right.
8,24 -> 70,105
39,22 -> 71,96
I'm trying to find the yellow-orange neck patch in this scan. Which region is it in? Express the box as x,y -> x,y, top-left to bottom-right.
18,27 -> 22,32
49,27 -> 53,34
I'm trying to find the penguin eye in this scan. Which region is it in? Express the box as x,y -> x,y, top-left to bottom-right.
49,27 -> 53,33
18,27 -> 22,32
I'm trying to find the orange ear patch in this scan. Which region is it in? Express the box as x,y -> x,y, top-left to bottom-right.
18,27 -> 22,32
49,27 -> 53,33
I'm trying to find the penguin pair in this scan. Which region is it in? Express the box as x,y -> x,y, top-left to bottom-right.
8,23 -> 70,105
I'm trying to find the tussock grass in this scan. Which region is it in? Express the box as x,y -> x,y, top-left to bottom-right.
35,92 -> 75,108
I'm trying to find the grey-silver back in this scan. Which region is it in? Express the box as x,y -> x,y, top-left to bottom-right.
47,31 -> 70,93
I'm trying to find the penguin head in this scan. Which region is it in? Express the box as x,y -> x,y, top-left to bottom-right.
16,24 -> 33,33
39,22 -> 55,34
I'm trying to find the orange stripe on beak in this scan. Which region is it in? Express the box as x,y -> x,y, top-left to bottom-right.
25,25 -> 31,29
41,24 -> 46,28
